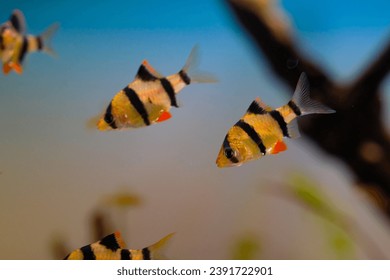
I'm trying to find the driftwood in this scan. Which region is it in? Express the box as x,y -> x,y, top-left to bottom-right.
227,0 -> 390,217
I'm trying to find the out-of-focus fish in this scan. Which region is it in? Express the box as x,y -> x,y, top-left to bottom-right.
0,9 -> 58,75
105,191 -> 141,208
64,231 -> 174,260
97,46 -> 216,130
216,73 -> 335,167
0,10 -> 25,64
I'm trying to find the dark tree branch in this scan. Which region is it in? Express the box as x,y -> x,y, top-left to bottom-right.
352,37 -> 390,97
227,0 -> 390,218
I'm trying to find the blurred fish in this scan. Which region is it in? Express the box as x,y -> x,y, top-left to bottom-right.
105,192 -> 141,208
216,73 -> 335,167
97,46 -> 216,130
0,10 -> 25,65
0,9 -> 58,75
64,231 -> 174,260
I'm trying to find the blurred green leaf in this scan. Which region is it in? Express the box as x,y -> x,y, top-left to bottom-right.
289,174 -> 355,258
232,234 -> 261,260
290,174 -> 339,222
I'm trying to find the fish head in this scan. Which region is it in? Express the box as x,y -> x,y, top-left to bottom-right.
216,144 -> 242,168
216,126 -> 262,168
0,26 -> 19,63
0,25 -> 19,48
97,117 -> 113,131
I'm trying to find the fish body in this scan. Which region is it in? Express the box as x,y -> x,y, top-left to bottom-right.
97,46 -> 215,130
64,231 -> 174,260
0,10 -> 25,65
0,10 -> 58,75
216,73 -> 335,167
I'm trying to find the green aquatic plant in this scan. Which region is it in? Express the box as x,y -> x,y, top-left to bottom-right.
290,175 -> 343,226
327,226 -> 355,259
290,174 -> 355,259
232,233 -> 261,260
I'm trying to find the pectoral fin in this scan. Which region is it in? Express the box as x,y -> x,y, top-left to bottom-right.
3,63 -> 12,74
5,62 -> 23,74
271,140 -> 287,154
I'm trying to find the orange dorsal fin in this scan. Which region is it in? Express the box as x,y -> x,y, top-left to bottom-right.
157,111 -> 172,123
142,60 -> 163,77
246,97 -> 273,114
271,140 -> 287,154
94,231 -> 127,250
135,60 -> 163,81
113,231 -> 127,249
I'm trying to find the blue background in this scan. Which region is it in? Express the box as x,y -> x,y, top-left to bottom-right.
0,0 -> 389,259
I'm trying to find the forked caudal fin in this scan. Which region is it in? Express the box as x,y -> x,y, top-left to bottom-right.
181,45 -> 217,84
291,73 -> 336,116
39,23 -> 60,56
145,233 -> 175,260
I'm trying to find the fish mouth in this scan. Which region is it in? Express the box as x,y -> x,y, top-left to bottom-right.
216,160 -> 228,168
216,149 -> 239,168
216,160 -> 242,168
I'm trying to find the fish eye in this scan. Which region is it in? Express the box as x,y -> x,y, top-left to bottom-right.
104,113 -> 114,124
224,148 -> 236,159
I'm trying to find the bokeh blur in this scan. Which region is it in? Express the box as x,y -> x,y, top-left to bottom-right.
0,0 -> 389,259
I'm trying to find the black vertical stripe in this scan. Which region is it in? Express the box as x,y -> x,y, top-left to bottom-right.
36,36 -> 43,50
269,110 -> 289,137
123,87 -> 151,126
10,13 -> 21,32
63,253 -> 71,260
120,250 -> 132,260
160,78 -> 178,107
99,233 -> 121,252
104,102 -> 117,129
18,36 -> 28,64
288,100 -> 302,116
80,245 -> 96,260
235,120 -> 266,155
179,70 -> 191,85
0,34 -> 4,50
0,26 -> 5,51
142,248 -> 151,260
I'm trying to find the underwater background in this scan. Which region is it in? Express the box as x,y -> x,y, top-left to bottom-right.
0,0 -> 390,259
